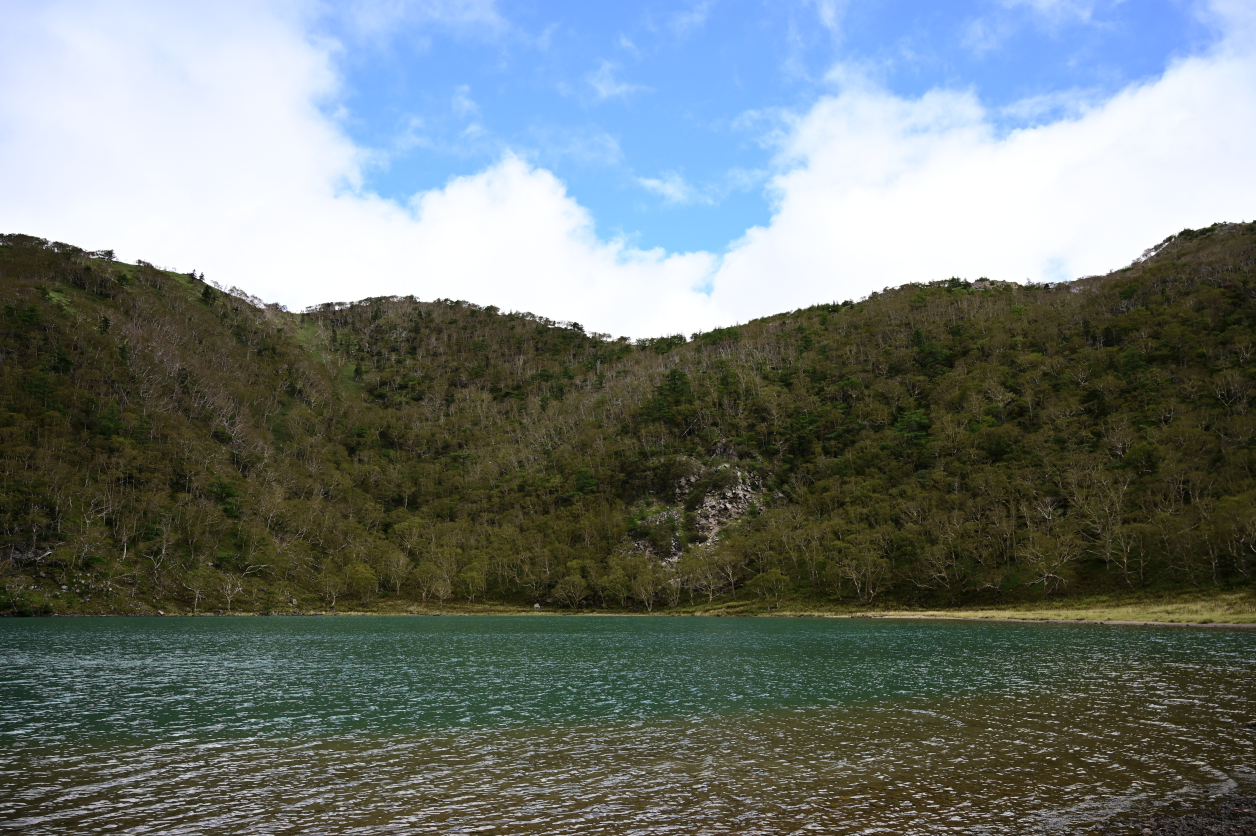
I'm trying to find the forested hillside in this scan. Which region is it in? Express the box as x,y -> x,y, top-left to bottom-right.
2,224 -> 1255,615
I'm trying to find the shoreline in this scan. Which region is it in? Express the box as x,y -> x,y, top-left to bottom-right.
12,587 -> 1255,626
852,613 -> 1256,629
20,608 -> 1256,629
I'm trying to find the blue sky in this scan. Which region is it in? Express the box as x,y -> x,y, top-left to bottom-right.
2,0 -> 1253,335
326,0 -> 1215,253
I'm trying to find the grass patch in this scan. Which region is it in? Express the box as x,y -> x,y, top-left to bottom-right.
851,589 -> 1256,625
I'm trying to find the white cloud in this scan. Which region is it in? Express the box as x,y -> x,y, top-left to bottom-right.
1201,0 -> 1256,38
1,0 -> 1254,339
391,155 -> 719,333
709,24 -> 1256,314
0,0 -> 714,337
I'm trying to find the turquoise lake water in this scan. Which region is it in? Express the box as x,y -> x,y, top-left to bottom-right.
1,615 -> 1254,834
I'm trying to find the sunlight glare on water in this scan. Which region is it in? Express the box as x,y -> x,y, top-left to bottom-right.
0,616 -> 1253,834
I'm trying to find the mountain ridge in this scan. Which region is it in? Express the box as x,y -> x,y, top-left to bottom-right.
2,223 -> 1254,615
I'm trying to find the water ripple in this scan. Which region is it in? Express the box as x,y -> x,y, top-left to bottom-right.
1,616 -> 1254,834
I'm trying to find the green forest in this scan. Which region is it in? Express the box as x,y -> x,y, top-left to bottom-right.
2,223 -> 1255,615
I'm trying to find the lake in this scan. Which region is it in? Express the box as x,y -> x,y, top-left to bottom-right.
1,615 -> 1253,834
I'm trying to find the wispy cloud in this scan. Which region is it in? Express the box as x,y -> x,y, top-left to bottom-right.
638,168 -> 764,206
807,0 -> 849,37
638,172 -> 710,205
965,0 -> 1108,53
331,0 -> 512,47
586,60 -> 648,101
962,16 -> 1012,54
524,124 -> 624,167
1000,0 -> 1101,25
337,0 -> 507,39
998,86 -> 1101,126
452,84 -> 480,117
393,114 -> 434,152
671,1 -> 714,37
381,87 -> 488,160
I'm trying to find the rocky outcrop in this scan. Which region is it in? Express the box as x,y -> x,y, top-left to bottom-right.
633,465 -> 763,561
686,466 -> 760,542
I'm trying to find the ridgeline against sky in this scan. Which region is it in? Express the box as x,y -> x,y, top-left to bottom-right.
2,1 -> 1255,336
2,224 -> 1254,614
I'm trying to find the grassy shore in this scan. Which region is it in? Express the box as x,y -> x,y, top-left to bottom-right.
20,587 -> 1256,625
770,588 -> 1256,626
302,588 -> 1256,625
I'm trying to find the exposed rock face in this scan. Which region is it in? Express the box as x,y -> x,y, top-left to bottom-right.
634,465 -> 762,561
635,508 -> 683,561
970,278 -> 1016,290
688,467 -> 759,543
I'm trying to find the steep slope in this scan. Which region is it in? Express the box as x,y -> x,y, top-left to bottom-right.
2,224 -> 1254,614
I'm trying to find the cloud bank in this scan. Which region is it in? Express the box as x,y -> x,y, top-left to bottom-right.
0,0 -> 1253,336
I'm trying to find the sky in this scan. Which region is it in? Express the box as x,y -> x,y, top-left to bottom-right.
1,0 -> 1253,337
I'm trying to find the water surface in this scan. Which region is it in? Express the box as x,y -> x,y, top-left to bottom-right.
1,616 -> 1253,834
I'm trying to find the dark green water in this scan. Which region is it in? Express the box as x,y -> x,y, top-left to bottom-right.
1,616 -> 1254,834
